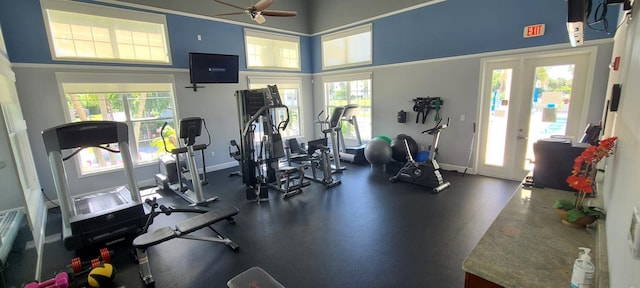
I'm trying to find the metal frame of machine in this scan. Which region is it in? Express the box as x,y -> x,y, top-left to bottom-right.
42,121 -> 145,251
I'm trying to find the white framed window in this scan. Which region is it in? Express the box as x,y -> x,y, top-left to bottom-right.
41,0 -> 171,64
244,29 -> 300,71
56,73 -> 177,175
321,24 -> 372,70
248,77 -> 302,138
0,23 -> 7,56
323,73 -> 372,145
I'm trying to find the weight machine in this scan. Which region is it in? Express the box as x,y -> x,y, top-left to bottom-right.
155,117 -> 217,206
236,85 -> 310,201
42,121 -> 146,251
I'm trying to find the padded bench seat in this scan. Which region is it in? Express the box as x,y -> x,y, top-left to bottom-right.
133,206 -> 239,249
133,227 -> 177,249
176,206 -> 239,234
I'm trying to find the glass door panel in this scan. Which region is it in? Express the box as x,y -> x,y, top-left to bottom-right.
477,50 -> 591,180
484,68 -> 513,167
524,64 -> 576,170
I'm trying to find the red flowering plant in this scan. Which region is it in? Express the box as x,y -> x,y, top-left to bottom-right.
552,136 -> 617,222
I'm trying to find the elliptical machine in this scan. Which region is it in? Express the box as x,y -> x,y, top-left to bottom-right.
155,117 -> 217,205
389,118 -> 451,193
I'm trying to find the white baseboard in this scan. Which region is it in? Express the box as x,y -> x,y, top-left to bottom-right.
205,161 -> 239,173
440,163 -> 475,175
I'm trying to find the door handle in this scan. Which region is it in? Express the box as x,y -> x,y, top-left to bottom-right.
517,129 -> 528,140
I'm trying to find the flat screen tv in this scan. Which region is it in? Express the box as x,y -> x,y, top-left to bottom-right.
189,53 -> 239,84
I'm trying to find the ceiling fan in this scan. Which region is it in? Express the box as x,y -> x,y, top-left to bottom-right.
214,0 -> 298,24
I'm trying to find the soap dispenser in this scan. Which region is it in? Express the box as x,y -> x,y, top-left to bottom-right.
571,247 -> 595,288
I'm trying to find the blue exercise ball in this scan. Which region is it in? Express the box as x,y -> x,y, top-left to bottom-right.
365,138 -> 392,165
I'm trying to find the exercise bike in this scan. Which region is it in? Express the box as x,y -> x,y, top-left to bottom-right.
389,118 -> 451,193
155,117 -> 218,205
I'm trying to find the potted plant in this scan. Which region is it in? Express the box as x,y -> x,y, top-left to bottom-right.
552,136 -> 617,228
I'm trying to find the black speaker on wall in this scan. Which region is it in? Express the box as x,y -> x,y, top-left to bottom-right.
610,84 -> 621,111
567,0 -> 589,22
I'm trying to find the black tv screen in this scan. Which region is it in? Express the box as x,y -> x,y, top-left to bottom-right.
189,53 -> 239,84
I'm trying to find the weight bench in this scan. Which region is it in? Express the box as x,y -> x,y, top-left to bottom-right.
133,206 -> 240,287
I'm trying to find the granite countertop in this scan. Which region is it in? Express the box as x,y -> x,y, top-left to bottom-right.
462,185 -> 600,288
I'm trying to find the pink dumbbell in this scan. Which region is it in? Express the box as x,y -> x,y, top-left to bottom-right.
24,272 -> 69,288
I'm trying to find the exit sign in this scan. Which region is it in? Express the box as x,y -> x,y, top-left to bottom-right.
524,24 -> 545,38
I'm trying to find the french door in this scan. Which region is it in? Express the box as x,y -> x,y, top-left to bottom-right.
0,31 -> 46,279
476,50 -> 592,180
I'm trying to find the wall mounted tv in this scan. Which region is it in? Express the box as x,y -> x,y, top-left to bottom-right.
189,53 -> 239,84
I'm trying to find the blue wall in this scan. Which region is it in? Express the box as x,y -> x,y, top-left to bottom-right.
311,0 -> 618,72
0,0 -> 313,73
0,0 -> 617,74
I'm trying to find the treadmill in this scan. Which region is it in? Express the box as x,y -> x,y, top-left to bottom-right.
338,104 -> 367,164
42,121 -> 145,251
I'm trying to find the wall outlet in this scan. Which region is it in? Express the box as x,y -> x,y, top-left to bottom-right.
211,151 -> 215,157
460,114 -> 466,121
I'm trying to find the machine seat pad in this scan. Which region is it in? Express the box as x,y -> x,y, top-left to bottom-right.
278,166 -> 298,172
175,206 -> 239,234
133,227 -> 177,249
289,154 -> 309,161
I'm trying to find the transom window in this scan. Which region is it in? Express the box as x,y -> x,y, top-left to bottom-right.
321,24 -> 372,70
41,0 -> 171,64
324,73 -> 372,145
57,73 -> 177,175
0,23 -> 6,56
244,29 -> 300,70
248,77 -> 302,138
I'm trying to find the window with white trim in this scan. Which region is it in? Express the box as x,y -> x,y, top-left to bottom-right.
248,77 -> 302,138
244,29 -> 300,70
321,24 -> 372,70
323,73 -> 372,145
0,23 -> 7,56
57,73 -> 177,175
41,0 -> 171,64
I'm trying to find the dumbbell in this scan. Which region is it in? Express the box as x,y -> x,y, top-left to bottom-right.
69,248 -> 113,274
24,272 -> 69,288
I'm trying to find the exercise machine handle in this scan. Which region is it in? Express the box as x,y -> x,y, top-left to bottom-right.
145,197 -> 159,209
160,122 -> 170,153
159,205 -> 172,215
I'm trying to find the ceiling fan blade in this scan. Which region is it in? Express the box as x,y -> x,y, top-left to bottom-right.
253,0 -> 273,11
216,12 -> 247,16
261,9 -> 297,17
214,0 -> 248,11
